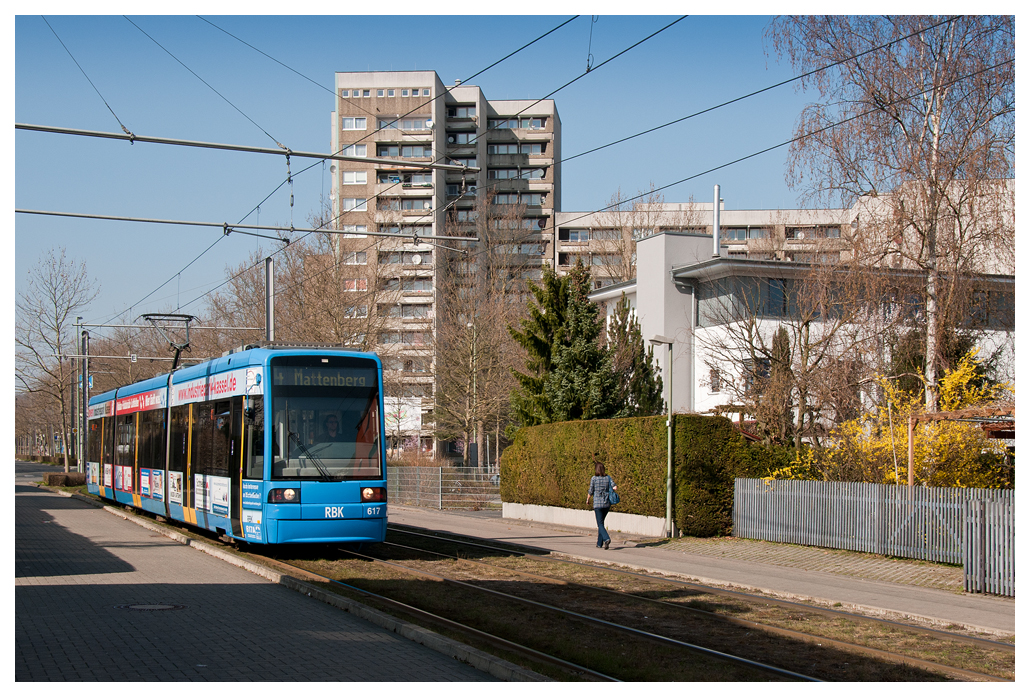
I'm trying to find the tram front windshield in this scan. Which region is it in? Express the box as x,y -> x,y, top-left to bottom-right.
269,355 -> 382,481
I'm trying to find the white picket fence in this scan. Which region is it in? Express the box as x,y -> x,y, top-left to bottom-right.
387,466 -> 501,510
734,478 -> 1014,596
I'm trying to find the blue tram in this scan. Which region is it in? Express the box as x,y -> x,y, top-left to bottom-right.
85,346 -> 387,544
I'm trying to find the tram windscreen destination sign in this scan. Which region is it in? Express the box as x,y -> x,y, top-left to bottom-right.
272,366 -> 377,388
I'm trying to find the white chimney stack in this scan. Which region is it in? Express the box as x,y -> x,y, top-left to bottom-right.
713,184 -> 721,258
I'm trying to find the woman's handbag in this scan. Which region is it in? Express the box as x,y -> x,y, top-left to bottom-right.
607,476 -> 620,506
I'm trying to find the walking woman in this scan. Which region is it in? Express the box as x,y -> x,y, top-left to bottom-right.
586,460 -> 617,549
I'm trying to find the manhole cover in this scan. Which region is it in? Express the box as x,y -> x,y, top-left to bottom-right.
114,604 -> 187,611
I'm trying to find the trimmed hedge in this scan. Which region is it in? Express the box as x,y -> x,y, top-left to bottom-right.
500,414 -> 791,536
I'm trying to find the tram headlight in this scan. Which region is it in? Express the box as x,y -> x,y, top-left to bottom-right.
361,487 -> 386,503
268,488 -> 300,503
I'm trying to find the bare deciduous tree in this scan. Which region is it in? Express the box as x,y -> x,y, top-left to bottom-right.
16,248 -> 99,470
433,197 -> 533,466
767,15 -> 1015,408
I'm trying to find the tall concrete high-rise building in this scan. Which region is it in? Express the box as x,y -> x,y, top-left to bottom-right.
329,70 -> 560,456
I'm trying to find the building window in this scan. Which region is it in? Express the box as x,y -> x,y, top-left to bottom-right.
401,89 -> 409,97
487,143 -> 519,155
342,278 -> 368,292
342,198 -> 367,212
378,119 -> 400,130
340,144 -> 367,157
450,157 -> 477,169
378,251 -> 432,266
723,228 -> 748,242
341,252 -> 366,265
520,143 -> 545,154
750,227 -> 769,239
592,229 -> 619,241
401,198 -> 431,211
401,145 -> 432,158
488,168 -> 519,180
493,193 -> 544,206
709,368 -> 721,393
488,118 -> 545,129
387,89 -> 395,97
456,210 -> 478,222
362,90 -> 370,98
448,132 -> 476,145
786,225 -> 841,240
521,168 -> 545,180
559,229 -> 589,242
447,106 -> 476,118
401,383 -> 433,397
742,358 -> 771,392
377,89 -> 385,97
343,305 -> 368,318
341,224 -> 367,238
341,171 -> 367,185
379,224 -> 432,237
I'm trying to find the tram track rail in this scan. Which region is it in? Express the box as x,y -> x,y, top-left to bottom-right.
378,534 -> 1008,683
333,543 -> 818,682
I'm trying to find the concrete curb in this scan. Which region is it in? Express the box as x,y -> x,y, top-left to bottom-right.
39,485 -> 549,682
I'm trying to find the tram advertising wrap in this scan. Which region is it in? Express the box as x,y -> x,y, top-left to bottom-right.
85,347 -> 387,545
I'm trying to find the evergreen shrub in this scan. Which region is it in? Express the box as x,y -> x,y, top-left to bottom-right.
501,414 -> 791,536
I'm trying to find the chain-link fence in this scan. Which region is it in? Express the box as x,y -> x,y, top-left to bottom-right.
387,466 -> 500,510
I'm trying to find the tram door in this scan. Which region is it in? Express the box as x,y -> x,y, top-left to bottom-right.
229,396 -> 244,538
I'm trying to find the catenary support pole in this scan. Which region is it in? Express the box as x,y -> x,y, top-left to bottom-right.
265,257 -> 275,342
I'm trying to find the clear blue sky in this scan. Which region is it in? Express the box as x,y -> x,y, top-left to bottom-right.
15,13 -> 816,329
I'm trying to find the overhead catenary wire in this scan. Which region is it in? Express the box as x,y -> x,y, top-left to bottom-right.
15,208 -> 480,242
96,17 -> 581,326
41,16 -> 134,138
560,15 -> 960,165
109,17 -> 586,323
123,15 -> 288,152
507,57 -> 1018,256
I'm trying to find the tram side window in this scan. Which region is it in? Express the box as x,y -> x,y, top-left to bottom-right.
103,416 -> 115,464
192,403 -> 215,476
88,420 -> 102,462
169,406 -> 189,472
138,409 -> 167,471
211,400 -> 232,478
244,397 -> 264,479
115,414 -> 135,469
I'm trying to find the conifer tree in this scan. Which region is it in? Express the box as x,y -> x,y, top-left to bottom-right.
508,265 -> 570,427
606,295 -> 664,417
544,263 -> 621,421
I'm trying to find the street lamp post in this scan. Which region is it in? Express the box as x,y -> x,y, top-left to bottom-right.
650,334 -> 675,537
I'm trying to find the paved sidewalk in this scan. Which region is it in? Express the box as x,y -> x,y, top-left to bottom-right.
655,536 -> 965,593
15,484 -> 497,682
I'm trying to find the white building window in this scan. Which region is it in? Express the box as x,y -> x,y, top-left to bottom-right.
422,89 -> 430,97
342,198 -> 367,212
340,144 -> 367,157
343,278 -> 368,291
341,171 -> 367,185
377,89 -> 384,97
341,252 -> 367,265
709,368 -> 721,393
341,224 -> 367,238
341,117 -> 367,130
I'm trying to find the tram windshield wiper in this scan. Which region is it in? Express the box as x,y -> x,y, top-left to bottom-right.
286,428 -> 337,481
283,401 -> 336,481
